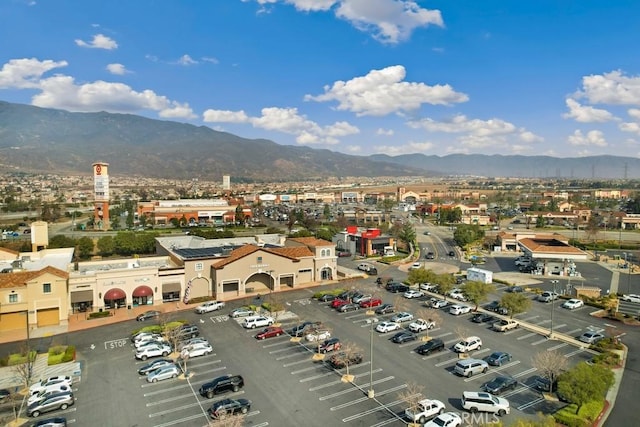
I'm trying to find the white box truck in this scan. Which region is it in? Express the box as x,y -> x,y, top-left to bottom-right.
466,267 -> 493,284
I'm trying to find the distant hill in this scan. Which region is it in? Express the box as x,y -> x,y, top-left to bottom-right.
0,101 -> 423,182
0,100 -> 638,181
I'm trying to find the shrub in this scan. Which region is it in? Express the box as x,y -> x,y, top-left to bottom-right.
593,337 -> 623,352
8,350 -> 36,366
62,345 -> 76,363
88,311 -> 111,319
262,302 -> 285,313
554,399 -> 605,427
186,296 -> 213,304
312,288 -> 345,299
48,345 -> 65,356
591,351 -> 621,368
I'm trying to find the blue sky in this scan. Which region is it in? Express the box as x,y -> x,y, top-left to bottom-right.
2,0 -> 640,158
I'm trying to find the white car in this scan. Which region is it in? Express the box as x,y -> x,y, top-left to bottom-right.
410,262 -> 422,270
376,321 -> 400,333
135,343 -> 172,360
449,289 -> 467,301
621,294 -> 640,303
229,307 -> 256,318
147,364 -> 181,383
181,342 -> 213,358
449,305 -> 471,315
391,312 -> 414,323
29,376 -> 73,395
419,282 -> 438,292
28,384 -> 71,404
562,299 -> 584,310
453,336 -> 483,353
424,412 -> 462,427
430,298 -> 448,309
405,398 -> 446,424
195,300 -> 225,314
134,335 -> 166,348
404,289 -> 424,299
305,330 -> 331,342
409,318 -> 435,333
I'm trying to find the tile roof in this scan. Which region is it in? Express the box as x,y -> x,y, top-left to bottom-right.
213,244 -> 313,269
288,237 -> 333,247
0,266 -> 69,289
518,238 -> 586,255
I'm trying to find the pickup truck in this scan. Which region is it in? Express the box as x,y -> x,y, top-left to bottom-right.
409,318 -> 435,333
492,319 -> 519,332
404,399 -> 446,424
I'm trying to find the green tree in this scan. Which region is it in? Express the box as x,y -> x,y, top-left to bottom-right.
453,224 -> 484,248
398,222 -> 416,253
96,236 -> 116,256
500,293 -> 531,318
323,204 -> 331,220
76,236 -> 95,259
585,214 -> 600,242
436,273 -> 455,300
557,362 -> 614,414
407,268 -> 439,287
463,280 -> 496,311
535,215 -> 545,228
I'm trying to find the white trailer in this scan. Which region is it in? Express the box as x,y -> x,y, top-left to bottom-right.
466,267 -> 493,284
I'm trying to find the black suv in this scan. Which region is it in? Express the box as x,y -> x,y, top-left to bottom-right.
176,324 -> 200,339
199,375 -> 245,399
415,338 -> 445,355
385,282 -> 409,293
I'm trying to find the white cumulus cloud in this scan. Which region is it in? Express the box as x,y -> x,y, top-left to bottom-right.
177,55 -> 198,65
106,63 -> 128,75
376,128 -> 394,136
562,98 -> 616,123
0,58 -> 67,89
567,130 -> 607,147
305,65 -> 468,116
75,34 -> 118,50
576,70 -> 640,105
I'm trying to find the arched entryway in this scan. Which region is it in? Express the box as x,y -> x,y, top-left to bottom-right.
320,267 -> 333,281
133,285 -> 153,306
244,272 -> 274,294
103,288 -> 126,309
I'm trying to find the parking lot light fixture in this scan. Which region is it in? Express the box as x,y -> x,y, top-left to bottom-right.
366,313 -> 377,399
549,280 -> 559,339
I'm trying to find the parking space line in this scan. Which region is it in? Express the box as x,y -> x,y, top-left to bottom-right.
435,348 -> 490,367
149,401 -> 204,417
421,349 -> 454,360
261,340 -> 290,348
340,393 -> 408,420
551,323 -> 567,330
503,329 -> 521,336
531,337 -> 548,346
319,376 -> 395,400
519,315 -> 539,322
291,365 -> 321,375
276,352 -> 308,361
188,359 -> 222,369
513,367 -> 537,378
308,368 -> 381,391
345,313 -> 364,320
564,348 -> 584,358
517,332 -> 538,340
331,385 -> 408,411
269,346 -> 298,354
502,384 -> 534,398
565,328 -> 582,336
152,413 -> 208,427
463,360 -> 521,382
536,319 -> 551,325
517,397 -> 545,411
547,343 -> 568,352
283,358 -> 314,367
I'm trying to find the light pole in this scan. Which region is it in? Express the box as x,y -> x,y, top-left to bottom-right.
550,280 -> 558,338
366,313 -> 377,399
624,253 -> 631,294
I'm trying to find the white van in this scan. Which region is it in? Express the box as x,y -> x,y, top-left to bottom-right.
242,315 -> 274,329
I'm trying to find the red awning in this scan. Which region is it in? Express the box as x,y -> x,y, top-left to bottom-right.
133,285 -> 153,297
103,288 -> 126,301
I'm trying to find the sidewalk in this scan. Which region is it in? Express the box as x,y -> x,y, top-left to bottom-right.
594,345 -> 628,427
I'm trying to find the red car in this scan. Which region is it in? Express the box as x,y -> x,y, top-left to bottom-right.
331,298 -> 349,309
360,298 -> 383,308
254,326 -> 284,340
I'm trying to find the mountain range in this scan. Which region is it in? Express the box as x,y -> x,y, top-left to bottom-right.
0,100 -> 638,181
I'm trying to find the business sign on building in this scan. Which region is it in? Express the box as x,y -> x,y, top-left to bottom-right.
342,192 -> 358,201
93,163 -> 109,201
280,195 -> 291,202
259,194 -> 277,202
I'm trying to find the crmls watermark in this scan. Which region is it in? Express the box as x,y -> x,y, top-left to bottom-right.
458,412 -> 501,426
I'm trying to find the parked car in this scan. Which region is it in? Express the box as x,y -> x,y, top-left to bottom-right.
242,316 -> 274,329
461,391 -> 510,416
327,352 -> 363,369
228,307 -> 255,318
486,351 -> 512,366
337,251 -> 352,257
471,313 -> 494,323
449,289 -> 467,301
409,318 -> 435,333
419,282 -> 438,291
27,392 -> 74,418
175,324 -> 200,339
376,321 -> 400,333
562,299 -> 584,310
0,388 -> 10,402
410,262 -> 422,270
318,338 -> 342,353
360,297 -> 383,308
182,342 -> 213,358
199,374 -> 245,398
147,364 -> 181,383
351,293 -> 372,304
430,298 -> 448,309
578,331 -> 605,344
28,385 -> 72,405
318,293 -> 337,302
136,310 -> 161,321
32,417 -> 68,427
208,398 -> 252,419
425,252 -> 435,259
254,326 -> 284,340
195,300 -> 225,314
306,330 -> 331,342
538,291 -> 559,302
177,337 -> 209,351
404,289 -> 424,299
404,398 -> 445,424
453,336 -> 482,353
134,336 -> 166,349
288,321 -> 321,337
424,412 -> 462,427
131,331 -> 158,343
375,303 -> 395,314
483,376 -> 518,395
621,294 -> 640,303
133,333 -> 164,347
454,358 -> 489,377
29,377 -> 73,396
449,305 -> 471,316
138,358 -> 175,375
386,282 -> 409,293
338,303 -> 360,312
135,343 -> 172,360
391,312 -> 414,323
391,331 -> 417,344
484,300 -> 508,315
331,298 -> 349,309
505,286 -> 524,293
415,338 -> 445,355
492,319 -> 519,332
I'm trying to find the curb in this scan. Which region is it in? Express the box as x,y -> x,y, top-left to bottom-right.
592,343 -> 627,427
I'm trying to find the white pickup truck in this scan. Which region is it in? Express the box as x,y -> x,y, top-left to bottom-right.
492,319 -> 519,332
409,318 -> 435,333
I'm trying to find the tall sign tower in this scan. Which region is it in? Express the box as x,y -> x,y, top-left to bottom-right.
93,162 -> 110,230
